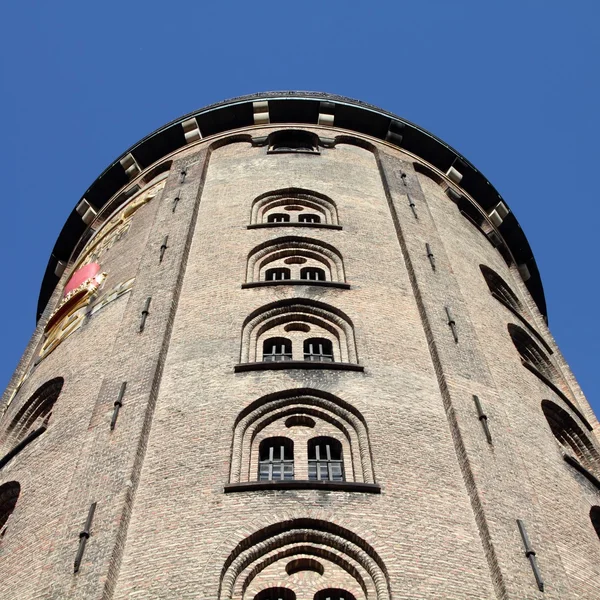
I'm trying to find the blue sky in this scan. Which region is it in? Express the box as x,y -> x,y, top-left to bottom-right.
1,1 -> 599,413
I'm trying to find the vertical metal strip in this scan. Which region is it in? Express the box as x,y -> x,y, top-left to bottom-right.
445,306 -> 458,343
473,395 -> 493,444
110,382 -> 127,431
426,243 -> 436,271
139,297 -> 152,333
517,519 -> 545,591
159,235 -> 169,263
73,502 -> 97,573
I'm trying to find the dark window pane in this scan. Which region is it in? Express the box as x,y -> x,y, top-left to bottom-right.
299,213 -> 321,223
266,267 -> 291,281
255,589 -> 296,600
300,267 -> 326,281
267,213 -> 290,223
262,337 -> 292,362
307,437 -> 344,482
258,437 -> 294,481
314,589 -> 356,600
303,337 -> 334,362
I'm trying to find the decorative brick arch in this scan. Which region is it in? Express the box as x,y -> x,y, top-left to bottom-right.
508,324 -> 562,386
1,378 -> 64,447
246,237 -> 346,284
229,388 -> 375,484
244,546 -> 365,599
240,299 -> 358,365
480,265 -> 522,313
250,188 -> 339,226
218,519 -> 391,600
541,399 -> 600,476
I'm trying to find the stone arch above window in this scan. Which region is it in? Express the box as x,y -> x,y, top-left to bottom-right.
0,481 -> 20,540
245,237 -> 346,287
238,300 -> 358,369
590,506 -> 600,541
1,377 -> 64,449
250,188 -> 340,227
228,388 -> 375,485
218,518 -> 390,600
480,265 -> 522,313
541,400 -> 600,477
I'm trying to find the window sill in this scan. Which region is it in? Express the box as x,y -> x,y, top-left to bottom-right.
233,360 -> 365,373
242,280 -> 350,290
247,223 -> 342,230
492,292 -> 553,354
564,454 -> 600,490
521,360 -> 593,431
235,361 -> 364,373
224,480 -> 380,494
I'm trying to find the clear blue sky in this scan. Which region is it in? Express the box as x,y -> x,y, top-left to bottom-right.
1,1 -> 599,414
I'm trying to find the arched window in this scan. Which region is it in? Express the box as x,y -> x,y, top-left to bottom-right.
265,267 -> 291,281
2,378 -> 64,447
229,389 -> 375,486
258,437 -> 294,481
240,299 -> 358,366
308,437 -> 344,482
267,213 -> 290,223
262,337 -> 292,362
591,506 -> 600,541
314,589 -> 357,600
508,324 -> 558,384
299,213 -> 321,224
304,338 -> 334,362
250,188 -> 339,227
246,237 -> 345,285
254,589 -> 296,600
300,267 -> 326,281
541,400 -> 600,475
480,265 -> 522,313
0,482 -> 20,540
268,130 -> 318,154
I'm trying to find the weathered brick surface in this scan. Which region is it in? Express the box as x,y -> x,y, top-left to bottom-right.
0,124 -> 598,600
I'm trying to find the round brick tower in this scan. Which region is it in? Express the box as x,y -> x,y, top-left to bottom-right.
1,92 -> 599,600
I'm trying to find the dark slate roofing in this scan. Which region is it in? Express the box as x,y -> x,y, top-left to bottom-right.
39,91 -> 546,319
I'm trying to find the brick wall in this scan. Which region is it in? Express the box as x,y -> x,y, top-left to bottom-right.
0,126 -> 598,600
